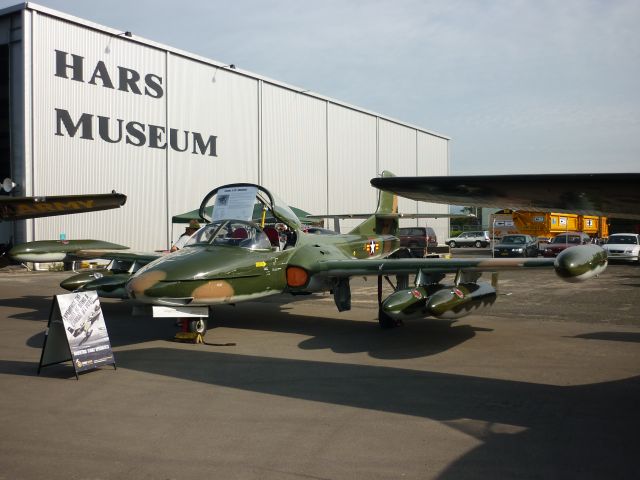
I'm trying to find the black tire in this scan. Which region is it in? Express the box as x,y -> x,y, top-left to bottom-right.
474,241 -> 482,248
188,318 -> 207,335
449,241 -> 457,248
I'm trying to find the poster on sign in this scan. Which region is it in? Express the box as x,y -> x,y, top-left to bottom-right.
211,186 -> 258,222
38,291 -> 115,379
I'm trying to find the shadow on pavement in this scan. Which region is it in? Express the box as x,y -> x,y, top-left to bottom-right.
12,346 -> 633,479
571,331 -> 640,343
22,297 -> 491,360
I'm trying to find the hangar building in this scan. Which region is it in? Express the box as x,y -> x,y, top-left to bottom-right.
0,2 -> 450,251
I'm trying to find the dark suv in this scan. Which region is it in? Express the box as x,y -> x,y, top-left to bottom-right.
398,227 -> 438,257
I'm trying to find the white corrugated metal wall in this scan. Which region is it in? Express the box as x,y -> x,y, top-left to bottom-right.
417,131 -> 450,243
166,54 -> 260,246
17,5 -> 449,251
261,84 -> 328,215
327,104 -> 378,233
31,13 -> 168,250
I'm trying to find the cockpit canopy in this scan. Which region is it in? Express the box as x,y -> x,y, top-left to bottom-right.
185,219 -> 272,251
198,183 -> 303,232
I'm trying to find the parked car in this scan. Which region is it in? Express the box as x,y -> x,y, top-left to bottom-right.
493,234 -> 539,257
542,232 -> 591,257
446,231 -> 490,248
602,233 -> 640,263
398,226 -> 438,257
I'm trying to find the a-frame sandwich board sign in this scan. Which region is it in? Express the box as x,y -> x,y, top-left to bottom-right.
38,291 -> 116,380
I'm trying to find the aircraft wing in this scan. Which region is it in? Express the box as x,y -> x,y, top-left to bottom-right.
315,257 -> 555,276
304,212 -> 474,232
67,250 -> 163,263
305,244 -> 606,283
0,192 -> 127,221
370,173 -> 640,220
305,213 -> 475,220
8,239 -> 162,264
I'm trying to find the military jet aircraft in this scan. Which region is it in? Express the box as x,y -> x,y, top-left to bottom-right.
9,172 -> 608,335
123,173 -> 606,333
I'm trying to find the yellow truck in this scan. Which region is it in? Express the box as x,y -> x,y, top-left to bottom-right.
490,210 -> 608,241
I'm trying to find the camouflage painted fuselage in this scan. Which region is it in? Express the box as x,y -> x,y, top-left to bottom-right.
126,231 -> 399,306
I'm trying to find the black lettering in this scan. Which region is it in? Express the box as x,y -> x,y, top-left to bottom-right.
98,116 -> 123,143
53,107 -> 217,156
148,125 -> 167,149
54,50 -> 84,82
125,121 -> 146,147
118,67 -> 142,95
55,109 -> 93,139
192,133 -> 217,157
144,74 -> 164,99
169,128 -> 189,152
88,61 -> 115,89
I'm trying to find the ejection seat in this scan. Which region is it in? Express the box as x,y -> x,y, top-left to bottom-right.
263,226 -> 280,248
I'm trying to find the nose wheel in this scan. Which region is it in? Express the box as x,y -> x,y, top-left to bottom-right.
187,318 -> 208,335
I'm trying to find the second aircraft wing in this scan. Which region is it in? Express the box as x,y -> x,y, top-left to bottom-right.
370,173 -> 640,220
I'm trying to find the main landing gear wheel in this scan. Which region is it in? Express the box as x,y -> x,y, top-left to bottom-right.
188,318 -> 208,335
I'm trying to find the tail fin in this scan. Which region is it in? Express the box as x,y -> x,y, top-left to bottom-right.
349,171 -> 398,236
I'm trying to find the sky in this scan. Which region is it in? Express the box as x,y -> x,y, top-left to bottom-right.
2,0 -> 639,175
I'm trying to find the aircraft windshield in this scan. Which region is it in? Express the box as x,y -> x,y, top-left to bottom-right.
185,219 -> 272,251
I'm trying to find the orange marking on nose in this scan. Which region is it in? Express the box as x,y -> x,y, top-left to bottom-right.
192,280 -> 235,300
128,270 -> 167,295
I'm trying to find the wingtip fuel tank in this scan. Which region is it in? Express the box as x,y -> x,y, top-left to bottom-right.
554,244 -> 608,282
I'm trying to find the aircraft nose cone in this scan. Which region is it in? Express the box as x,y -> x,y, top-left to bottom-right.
554,244 -> 607,282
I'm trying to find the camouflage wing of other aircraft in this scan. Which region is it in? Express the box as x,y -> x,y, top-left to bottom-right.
0,191 -> 127,221
369,173 -> 640,220
8,241 -> 162,298
9,172 -> 608,335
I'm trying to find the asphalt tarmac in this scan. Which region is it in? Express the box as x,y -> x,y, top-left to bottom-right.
0,262 -> 639,479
